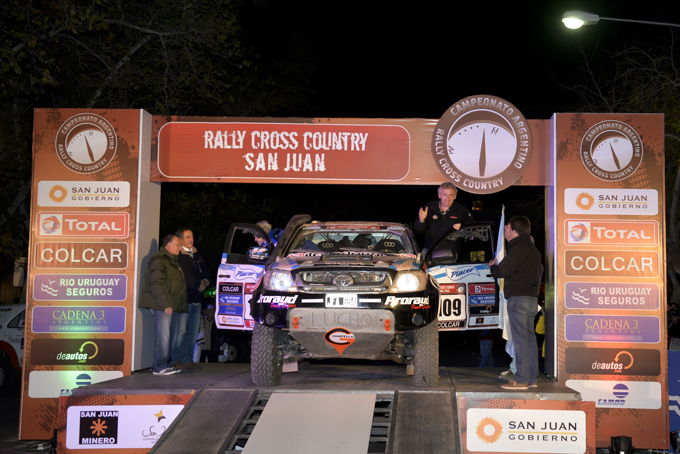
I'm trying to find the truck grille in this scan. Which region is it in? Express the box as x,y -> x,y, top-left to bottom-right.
298,270 -> 389,293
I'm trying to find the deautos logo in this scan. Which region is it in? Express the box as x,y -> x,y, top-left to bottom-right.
31,338 -> 124,365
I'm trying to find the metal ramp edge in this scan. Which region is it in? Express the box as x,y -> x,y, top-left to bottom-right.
149,389 -> 257,454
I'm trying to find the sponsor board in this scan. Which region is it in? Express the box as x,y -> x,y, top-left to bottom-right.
564,314 -> 660,343
32,306 -> 126,333
565,379 -> 662,409
31,338 -> 124,365
66,405 -> 185,449
466,408 -> 586,453
37,181 -> 130,208
34,242 -> 128,269
565,220 -> 657,246
28,370 -> 123,398
564,188 -> 658,215
33,274 -> 127,301
565,347 -> 660,376
564,282 -> 659,310
36,212 -> 129,238
564,250 -> 658,278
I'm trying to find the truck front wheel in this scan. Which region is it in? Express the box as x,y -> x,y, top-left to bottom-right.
412,321 -> 440,387
251,322 -> 283,386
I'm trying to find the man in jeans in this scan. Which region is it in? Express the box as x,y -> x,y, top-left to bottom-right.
139,234 -> 187,375
489,216 -> 543,390
174,227 -> 210,369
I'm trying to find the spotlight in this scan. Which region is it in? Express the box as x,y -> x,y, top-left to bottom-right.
609,435 -> 634,454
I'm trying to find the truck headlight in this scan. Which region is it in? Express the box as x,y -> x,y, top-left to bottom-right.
392,272 -> 423,292
264,271 -> 295,292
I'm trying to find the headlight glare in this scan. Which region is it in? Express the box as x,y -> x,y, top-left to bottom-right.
395,273 -> 421,292
265,271 -> 295,291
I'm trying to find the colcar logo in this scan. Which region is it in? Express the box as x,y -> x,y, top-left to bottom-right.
56,113 -> 117,174
431,95 -> 532,194
580,120 -> 643,181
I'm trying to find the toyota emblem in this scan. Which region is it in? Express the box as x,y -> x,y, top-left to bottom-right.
333,274 -> 353,286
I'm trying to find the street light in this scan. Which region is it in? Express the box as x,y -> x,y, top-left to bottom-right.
562,10 -> 680,29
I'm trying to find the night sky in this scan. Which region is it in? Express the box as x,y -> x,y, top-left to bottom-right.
173,1 -> 677,252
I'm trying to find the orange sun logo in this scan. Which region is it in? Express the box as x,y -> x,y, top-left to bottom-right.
90,418 -> 108,436
574,192 -> 594,211
48,184 -> 68,203
476,417 -> 502,444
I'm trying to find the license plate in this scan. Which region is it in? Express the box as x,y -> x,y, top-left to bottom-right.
325,293 -> 358,307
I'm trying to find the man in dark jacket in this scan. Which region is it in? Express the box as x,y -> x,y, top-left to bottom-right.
139,234 -> 187,375
174,227 -> 210,368
414,182 -> 474,254
490,216 -> 543,390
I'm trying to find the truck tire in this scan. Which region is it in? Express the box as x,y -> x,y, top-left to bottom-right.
251,322 -> 283,386
0,355 -> 18,396
412,321 -> 439,387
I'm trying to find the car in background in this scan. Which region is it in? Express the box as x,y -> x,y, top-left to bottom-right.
0,304 -> 25,394
425,222 -> 499,331
249,215 -> 440,387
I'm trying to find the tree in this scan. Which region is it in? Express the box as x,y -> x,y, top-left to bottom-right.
564,34 -> 680,302
0,0 -> 316,268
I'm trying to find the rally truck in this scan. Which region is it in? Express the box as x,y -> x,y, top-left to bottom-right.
249,215 -> 440,387
424,222 -> 500,331
0,304 -> 25,394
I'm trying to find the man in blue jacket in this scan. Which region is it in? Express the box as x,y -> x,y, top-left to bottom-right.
490,216 -> 543,390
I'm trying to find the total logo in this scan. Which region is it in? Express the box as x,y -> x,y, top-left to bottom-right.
37,212 -> 129,238
565,220 -> 657,246
324,327 -> 355,355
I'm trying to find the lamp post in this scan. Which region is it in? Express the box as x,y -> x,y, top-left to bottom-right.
562,10 -> 680,29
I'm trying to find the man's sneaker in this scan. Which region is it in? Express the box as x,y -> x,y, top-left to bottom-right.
499,369 -> 514,381
153,366 -> 181,375
501,381 -> 529,390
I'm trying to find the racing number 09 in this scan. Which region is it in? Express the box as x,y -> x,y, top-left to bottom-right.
439,298 -> 461,318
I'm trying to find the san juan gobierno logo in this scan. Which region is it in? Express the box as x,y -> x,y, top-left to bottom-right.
431,95 -> 532,195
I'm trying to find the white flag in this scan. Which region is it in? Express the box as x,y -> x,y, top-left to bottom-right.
496,206 -> 514,358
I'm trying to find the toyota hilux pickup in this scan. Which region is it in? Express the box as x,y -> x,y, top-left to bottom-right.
249,215 -> 440,387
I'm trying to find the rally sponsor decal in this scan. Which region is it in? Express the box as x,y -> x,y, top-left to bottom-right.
564,282 -> 659,310
445,265 -> 482,281
34,242 -> 128,269
33,274 -> 127,301
219,315 -> 244,327
466,408 -> 586,453
257,295 -> 298,305
469,282 -> 495,306
233,268 -> 261,281
37,212 -> 129,238
55,113 -> 118,174
28,371 -> 123,398
37,181 -> 130,207
66,405 -> 185,449
324,327 -> 355,355
564,188 -> 658,215
384,296 -> 429,308
31,306 -> 126,333
31,338 -> 124,365
579,120 -> 643,182
564,314 -> 660,343
565,379 -> 662,409
565,347 -> 660,376
565,220 -> 657,246
564,250 -> 658,278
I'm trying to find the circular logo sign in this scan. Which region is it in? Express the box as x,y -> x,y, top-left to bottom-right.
55,113 -> 117,174
432,95 -> 532,194
580,120 -> 643,181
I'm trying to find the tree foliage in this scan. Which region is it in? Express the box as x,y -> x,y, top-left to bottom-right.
565,34 -> 680,300
0,0 -> 316,267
